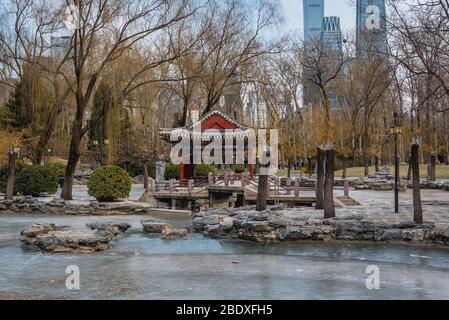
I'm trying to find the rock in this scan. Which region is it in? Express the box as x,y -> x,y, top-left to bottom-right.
401,229 -> 427,242
36,229 -> 113,253
86,222 -> 131,238
161,228 -> 189,240
20,224 -> 114,252
141,220 -> 172,233
378,229 -> 403,241
20,223 -> 57,244
392,221 -> 416,229
219,217 -> 235,231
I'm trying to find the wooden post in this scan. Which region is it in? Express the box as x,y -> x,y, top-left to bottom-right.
143,164 -> 149,192
286,177 -> 292,195
256,175 -> 268,211
241,172 -> 247,187
208,172 -> 213,187
150,178 -> 156,193
324,143 -> 336,219
169,179 -> 174,195
411,139 -> 423,224
316,147 -> 325,210
294,178 -> 300,197
344,180 -> 350,198
5,150 -> 18,200
188,179 -> 193,195
224,172 -> 229,187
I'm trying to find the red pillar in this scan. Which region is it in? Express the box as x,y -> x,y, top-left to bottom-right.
180,162 -> 186,184
249,164 -> 255,177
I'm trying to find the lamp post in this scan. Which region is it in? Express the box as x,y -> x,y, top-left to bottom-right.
390,112 -> 403,213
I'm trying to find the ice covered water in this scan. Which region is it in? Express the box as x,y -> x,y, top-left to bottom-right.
1,214 -> 449,300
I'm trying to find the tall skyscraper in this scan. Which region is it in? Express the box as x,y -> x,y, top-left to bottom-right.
356,0 -> 388,57
321,17 -> 343,54
321,16 -> 344,109
303,0 -> 325,40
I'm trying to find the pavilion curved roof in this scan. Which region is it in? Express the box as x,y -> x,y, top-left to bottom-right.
159,110 -> 252,141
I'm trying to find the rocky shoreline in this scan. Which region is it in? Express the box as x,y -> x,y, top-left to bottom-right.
0,197 -> 165,215
20,220 -> 190,252
193,206 -> 449,246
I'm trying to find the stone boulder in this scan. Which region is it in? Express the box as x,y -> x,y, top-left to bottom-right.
20,223 -> 57,244
141,220 -> 172,233
20,224 -> 115,253
161,228 -> 189,240
36,229 -> 113,253
86,222 -> 131,239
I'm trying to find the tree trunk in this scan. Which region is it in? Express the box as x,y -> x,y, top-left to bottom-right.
256,175 -> 268,212
287,158 -> 292,178
375,155 -> 380,173
61,119 -> 83,200
411,142 -> 423,224
429,155 -> 436,181
342,156 -> 347,179
32,99 -> 64,165
324,145 -> 335,219
316,147 -> 325,210
407,156 -> 412,181
364,160 -> 369,177
307,156 -> 313,178
143,164 -> 149,192
5,151 -> 18,200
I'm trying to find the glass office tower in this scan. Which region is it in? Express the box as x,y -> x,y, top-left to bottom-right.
304,0 -> 325,40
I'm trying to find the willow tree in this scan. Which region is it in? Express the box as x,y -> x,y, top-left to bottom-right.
59,0 -> 197,200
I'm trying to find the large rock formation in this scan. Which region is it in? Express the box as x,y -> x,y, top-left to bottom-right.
194,207 -> 447,245
20,222 -> 131,253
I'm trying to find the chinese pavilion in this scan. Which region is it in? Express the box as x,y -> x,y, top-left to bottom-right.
159,110 -> 255,183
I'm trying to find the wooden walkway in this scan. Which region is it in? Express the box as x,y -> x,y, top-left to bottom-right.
145,173 -> 319,208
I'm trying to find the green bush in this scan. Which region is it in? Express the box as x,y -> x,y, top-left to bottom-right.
87,165 -> 132,202
0,161 -> 27,194
234,164 -> 245,174
15,165 -> 59,197
195,163 -> 216,177
44,163 -> 66,178
165,163 -> 180,179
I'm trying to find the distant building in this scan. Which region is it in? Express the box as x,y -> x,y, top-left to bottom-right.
223,73 -> 244,124
303,0 -> 325,108
50,36 -> 71,57
321,17 -> 343,54
303,0 -> 325,40
356,0 -> 388,58
321,16 -> 344,110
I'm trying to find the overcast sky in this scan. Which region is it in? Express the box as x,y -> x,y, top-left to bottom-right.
279,0 -> 357,34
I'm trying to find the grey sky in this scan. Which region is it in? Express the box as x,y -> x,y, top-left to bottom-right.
279,0 -> 357,34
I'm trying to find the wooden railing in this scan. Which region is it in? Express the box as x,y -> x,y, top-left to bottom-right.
148,173 -> 311,198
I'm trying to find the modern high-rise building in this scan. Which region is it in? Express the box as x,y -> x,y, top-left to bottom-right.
303,0 -> 325,40
321,16 -> 344,110
321,17 -> 343,54
356,0 -> 388,57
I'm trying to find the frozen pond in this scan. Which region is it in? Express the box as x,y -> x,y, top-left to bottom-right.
1,214 -> 449,300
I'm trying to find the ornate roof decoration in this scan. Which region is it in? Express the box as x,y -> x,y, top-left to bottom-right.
159,110 -> 252,141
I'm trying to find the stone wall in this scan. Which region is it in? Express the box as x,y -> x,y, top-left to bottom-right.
194,206 -> 449,246
0,197 -> 159,215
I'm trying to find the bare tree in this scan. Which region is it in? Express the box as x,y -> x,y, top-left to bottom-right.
57,0 -> 198,200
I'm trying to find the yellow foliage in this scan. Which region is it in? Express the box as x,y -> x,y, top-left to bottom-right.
0,130 -> 22,165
